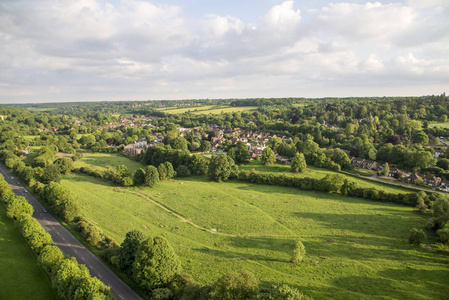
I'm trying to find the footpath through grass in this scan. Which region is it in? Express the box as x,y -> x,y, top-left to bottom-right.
61,172 -> 449,300
0,204 -> 59,300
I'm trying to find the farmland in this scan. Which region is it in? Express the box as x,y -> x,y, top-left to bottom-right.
61,172 -> 449,300
156,105 -> 258,115
0,204 -> 59,300
73,151 -> 144,173
240,161 -> 413,194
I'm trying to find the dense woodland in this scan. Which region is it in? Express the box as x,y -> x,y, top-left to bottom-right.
1,95 -> 449,299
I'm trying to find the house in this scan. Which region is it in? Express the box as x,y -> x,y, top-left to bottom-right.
350,157 -> 365,167
362,160 -> 377,170
407,173 -> 422,184
388,168 -> 402,178
423,176 -> 441,187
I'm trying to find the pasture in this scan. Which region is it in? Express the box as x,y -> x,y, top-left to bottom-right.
73,151 -> 143,173
61,173 -> 449,299
156,105 -> 258,115
239,161 -> 413,194
0,204 -> 59,300
429,122 -> 449,129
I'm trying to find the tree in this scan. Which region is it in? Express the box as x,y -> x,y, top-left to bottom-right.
208,154 -> 235,182
119,230 -> 146,271
412,131 -> 429,145
133,236 -> 182,290
6,196 -> 33,219
200,140 -> 211,152
38,244 -> 64,274
40,164 -> 62,183
257,284 -> 312,300
383,163 -> 390,177
291,153 -> 306,173
144,166 -> 159,187
54,157 -> 73,175
212,270 -> 258,300
235,141 -> 250,164
437,223 -> 449,244
261,147 -> 276,166
133,168 -> 146,186
408,228 -> 426,245
227,147 -> 236,162
319,174 -> 345,193
164,162 -> 176,179
158,163 -> 168,181
190,154 -> 209,175
290,241 -> 306,263
433,197 -> 449,228
176,165 -> 191,177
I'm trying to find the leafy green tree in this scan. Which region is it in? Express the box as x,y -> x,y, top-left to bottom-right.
227,147 -> 236,162
40,164 -> 62,183
54,157 -> 73,175
164,162 -> 176,179
176,165 -> 191,177
383,163 -> 390,177
158,163 -> 168,181
208,154 -> 235,182
144,166 -> 160,187
235,141 -> 250,164
133,168 -> 146,186
38,244 -> 64,274
119,230 -> 146,271
412,131 -> 429,145
200,140 -> 212,152
290,241 -> 306,263
257,284 -> 312,300
408,228 -> 426,245
433,197 -> 449,228
6,196 -> 33,219
212,270 -> 258,300
261,146 -> 276,166
190,154 -> 209,175
133,236 -> 182,290
291,153 -> 307,173
437,223 -> 449,244
319,174 -> 345,193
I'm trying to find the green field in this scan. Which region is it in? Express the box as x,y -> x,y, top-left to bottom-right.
156,105 -> 258,115
240,161 -> 412,194
61,173 -> 449,299
0,205 -> 59,300
74,151 -> 144,173
429,122 -> 449,129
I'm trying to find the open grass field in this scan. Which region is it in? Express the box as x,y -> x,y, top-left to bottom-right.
0,204 -> 59,300
429,122 -> 449,129
73,151 -> 144,173
61,172 -> 449,299
239,161 -> 413,194
156,105 -> 258,115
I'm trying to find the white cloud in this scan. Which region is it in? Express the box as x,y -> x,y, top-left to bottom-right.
0,0 -> 447,103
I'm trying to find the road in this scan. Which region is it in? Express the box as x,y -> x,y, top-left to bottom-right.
0,164 -> 142,300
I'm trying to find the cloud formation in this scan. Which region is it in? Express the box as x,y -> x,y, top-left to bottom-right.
0,0 -> 448,103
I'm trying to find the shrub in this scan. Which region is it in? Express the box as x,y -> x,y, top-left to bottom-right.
290,241 -> 306,263
408,228 -> 426,245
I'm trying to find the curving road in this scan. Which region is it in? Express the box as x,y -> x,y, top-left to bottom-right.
0,164 -> 142,300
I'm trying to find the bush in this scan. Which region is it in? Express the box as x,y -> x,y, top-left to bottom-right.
408,228 -> 427,245
176,165 -> 191,178
211,270 -> 258,300
290,241 -> 306,263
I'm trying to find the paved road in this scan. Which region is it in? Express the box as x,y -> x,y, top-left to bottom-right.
0,164 -> 142,300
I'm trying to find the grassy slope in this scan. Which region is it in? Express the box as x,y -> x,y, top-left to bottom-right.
156,105 -> 257,115
61,173 -> 449,300
0,205 -> 59,300
74,151 -> 144,173
240,161 -> 412,194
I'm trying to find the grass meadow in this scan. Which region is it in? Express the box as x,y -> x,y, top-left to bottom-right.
0,204 -> 59,300
240,161 -> 413,194
61,172 -> 449,299
156,105 -> 258,115
73,151 -> 144,173
429,122 -> 449,129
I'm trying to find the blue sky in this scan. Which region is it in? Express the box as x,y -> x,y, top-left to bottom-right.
0,0 -> 448,103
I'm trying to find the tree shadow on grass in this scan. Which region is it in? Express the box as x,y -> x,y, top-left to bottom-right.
193,246 -> 285,263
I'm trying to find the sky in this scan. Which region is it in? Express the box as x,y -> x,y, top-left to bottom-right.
0,0 -> 448,103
